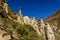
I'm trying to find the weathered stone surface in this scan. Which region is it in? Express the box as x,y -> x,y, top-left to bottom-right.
45,23 -> 55,40
38,17 -> 45,38
3,2 -> 8,13
0,30 -> 11,40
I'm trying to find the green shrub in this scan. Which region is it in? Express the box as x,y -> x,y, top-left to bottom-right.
6,28 -> 13,34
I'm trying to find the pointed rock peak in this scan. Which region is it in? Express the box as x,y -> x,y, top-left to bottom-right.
38,16 -> 42,22
39,16 -> 45,25
40,16 -> 44,22
19,7 -> 23,16
32,16 -> 35,19
19,7 -> 22,13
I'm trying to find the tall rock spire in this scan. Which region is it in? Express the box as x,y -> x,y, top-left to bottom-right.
39,16 -> 45,39
3,0 -> 8,14
17,7 -> 23,24
19,7 -> 22,17
45,22 -> 55,40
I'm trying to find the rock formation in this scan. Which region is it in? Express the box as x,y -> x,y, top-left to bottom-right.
0,0 -> 59,40
45,23 -> 55,40
38,17 -> 46,39
3,1 -> 8,14
45,9 -> 60,40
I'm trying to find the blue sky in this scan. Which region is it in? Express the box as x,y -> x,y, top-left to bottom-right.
8,0 -> 60,20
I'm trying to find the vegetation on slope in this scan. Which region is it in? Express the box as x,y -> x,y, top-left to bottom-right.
0,3 -> 44,40
0,18 -> 44,40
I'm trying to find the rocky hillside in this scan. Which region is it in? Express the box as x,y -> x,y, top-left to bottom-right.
45,9 -> 60,40
0,1 -> 44,40
0,18 -> 44,40
45,10 -> 60,26
0,0 -> 60,40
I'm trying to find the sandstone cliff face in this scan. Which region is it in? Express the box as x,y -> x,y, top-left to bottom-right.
45,10 -> 60,40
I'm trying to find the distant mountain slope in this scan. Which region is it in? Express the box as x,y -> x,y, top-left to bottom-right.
45,9 -> 60,40
45,9 -> 60,27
